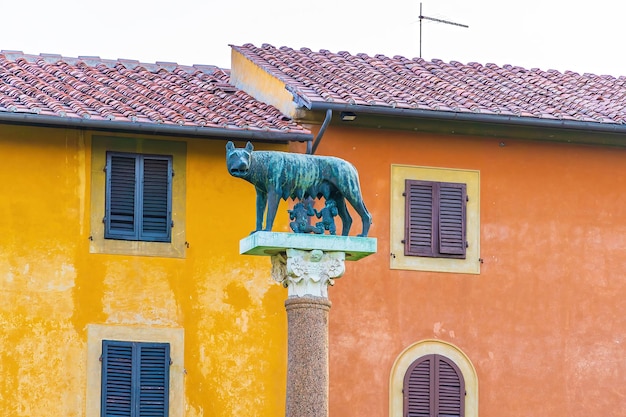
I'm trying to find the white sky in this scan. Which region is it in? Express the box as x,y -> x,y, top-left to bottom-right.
3,0 -> 625,76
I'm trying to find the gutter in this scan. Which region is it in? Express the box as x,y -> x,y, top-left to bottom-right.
0,111 -> 314,143
305,102 -> 626,136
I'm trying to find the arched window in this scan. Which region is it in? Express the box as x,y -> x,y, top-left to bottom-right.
389,340 -> 477,417
404,354 -> 465,417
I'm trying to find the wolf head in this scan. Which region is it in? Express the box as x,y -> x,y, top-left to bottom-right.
226,141 -> 254,178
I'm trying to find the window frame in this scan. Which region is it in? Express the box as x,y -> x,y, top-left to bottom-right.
86,325 -> 184,417
104,151 -> 173,242
89,136 -> 187,258
389,339 -> 478,417
101,339 -> 171,417
390,165 -> 480,274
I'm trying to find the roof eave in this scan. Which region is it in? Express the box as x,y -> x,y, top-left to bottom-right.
0,112 -> 314,143
303,102 -> 626,146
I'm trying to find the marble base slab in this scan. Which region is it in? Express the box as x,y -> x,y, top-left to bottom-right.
240,231 -> 377,261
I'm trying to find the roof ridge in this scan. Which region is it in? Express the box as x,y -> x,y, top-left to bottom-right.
232,43 -> 626,80
0,50 -> 224,75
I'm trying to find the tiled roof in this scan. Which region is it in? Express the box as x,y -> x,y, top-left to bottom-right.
0,50 -> 310,137
232,43 -> 626,125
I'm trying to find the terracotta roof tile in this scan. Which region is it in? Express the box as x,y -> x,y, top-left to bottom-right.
232,43 -> 626,125
0,50 -> 309,136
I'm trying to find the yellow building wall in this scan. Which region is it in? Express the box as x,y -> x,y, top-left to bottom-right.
0,124 -> 291,416
230,49 -> 300,119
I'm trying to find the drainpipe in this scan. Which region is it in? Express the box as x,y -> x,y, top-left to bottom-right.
307,109 -> 332,154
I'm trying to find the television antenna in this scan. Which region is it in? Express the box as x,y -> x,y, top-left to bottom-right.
419,2 -> 469,58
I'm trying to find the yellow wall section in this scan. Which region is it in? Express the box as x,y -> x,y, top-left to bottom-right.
0,126 -> 290,417
230,49 -> 299,118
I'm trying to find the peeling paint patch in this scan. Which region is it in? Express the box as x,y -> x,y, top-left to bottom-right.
1,255 -> 75,294
433,322 -> 456,339
433,321 -> 443,336
102,261 -> 179,326
49,263 -> 76,291
235,310 -> 249,333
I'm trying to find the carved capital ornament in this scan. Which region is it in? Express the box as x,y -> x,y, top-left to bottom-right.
271,249 -> 346,297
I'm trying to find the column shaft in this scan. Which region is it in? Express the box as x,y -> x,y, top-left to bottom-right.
285,296 -> 332,417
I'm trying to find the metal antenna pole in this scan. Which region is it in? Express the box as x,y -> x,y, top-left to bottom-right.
418,2 -> 469,58
419,2 -> 423,57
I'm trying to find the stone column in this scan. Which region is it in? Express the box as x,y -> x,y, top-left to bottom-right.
240,232 -> 376,417
272,248 -> 345,417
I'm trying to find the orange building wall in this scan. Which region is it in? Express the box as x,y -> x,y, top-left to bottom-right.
300,127 -> 626,417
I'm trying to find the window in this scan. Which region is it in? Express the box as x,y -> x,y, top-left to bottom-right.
105,152 -> 173,242
101,340 -> 171,417
390,165 -> 480,274
86,325 -> 184,417
404,180 -> 467,258
89,136 -> 187,258
389,340 -> 478,417
404,354 -> 465,417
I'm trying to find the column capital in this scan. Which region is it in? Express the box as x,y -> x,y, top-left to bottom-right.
272,248 -> 345,298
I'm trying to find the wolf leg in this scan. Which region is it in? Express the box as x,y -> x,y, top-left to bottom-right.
352,202 -> 371,237
334,196 -> 353,236
264,190 -> 281,231
255,191 -> 267,232
355,204 -> 372,237
343,188 -> 372,237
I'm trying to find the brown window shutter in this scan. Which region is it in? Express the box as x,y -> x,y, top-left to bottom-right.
404,180 -> 467,259
404,180 -> 435,257
435,355 -> 465,417
403,355 -> 433,417
438,182 -> 467,258
404,354 -> 465,417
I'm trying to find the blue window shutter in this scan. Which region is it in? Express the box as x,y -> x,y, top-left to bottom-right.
138,343 -> 170,417
106,154 -> 138,240
102,340 -> 170,417
140,157 -> 172,242
105,152 -> 172,242
102,341 -> 134,417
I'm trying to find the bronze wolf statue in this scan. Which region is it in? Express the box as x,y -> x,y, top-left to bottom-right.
226,141 -> 372,237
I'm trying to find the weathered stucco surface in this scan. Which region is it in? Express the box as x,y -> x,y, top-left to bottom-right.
4,117 -> 625,417
295,127 -> 626,417
0,125 -> 290,416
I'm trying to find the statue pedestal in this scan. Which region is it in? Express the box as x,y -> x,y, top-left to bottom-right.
240,232 -> 376,417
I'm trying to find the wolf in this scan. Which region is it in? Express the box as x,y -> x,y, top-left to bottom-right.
226,141 -> 372,237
